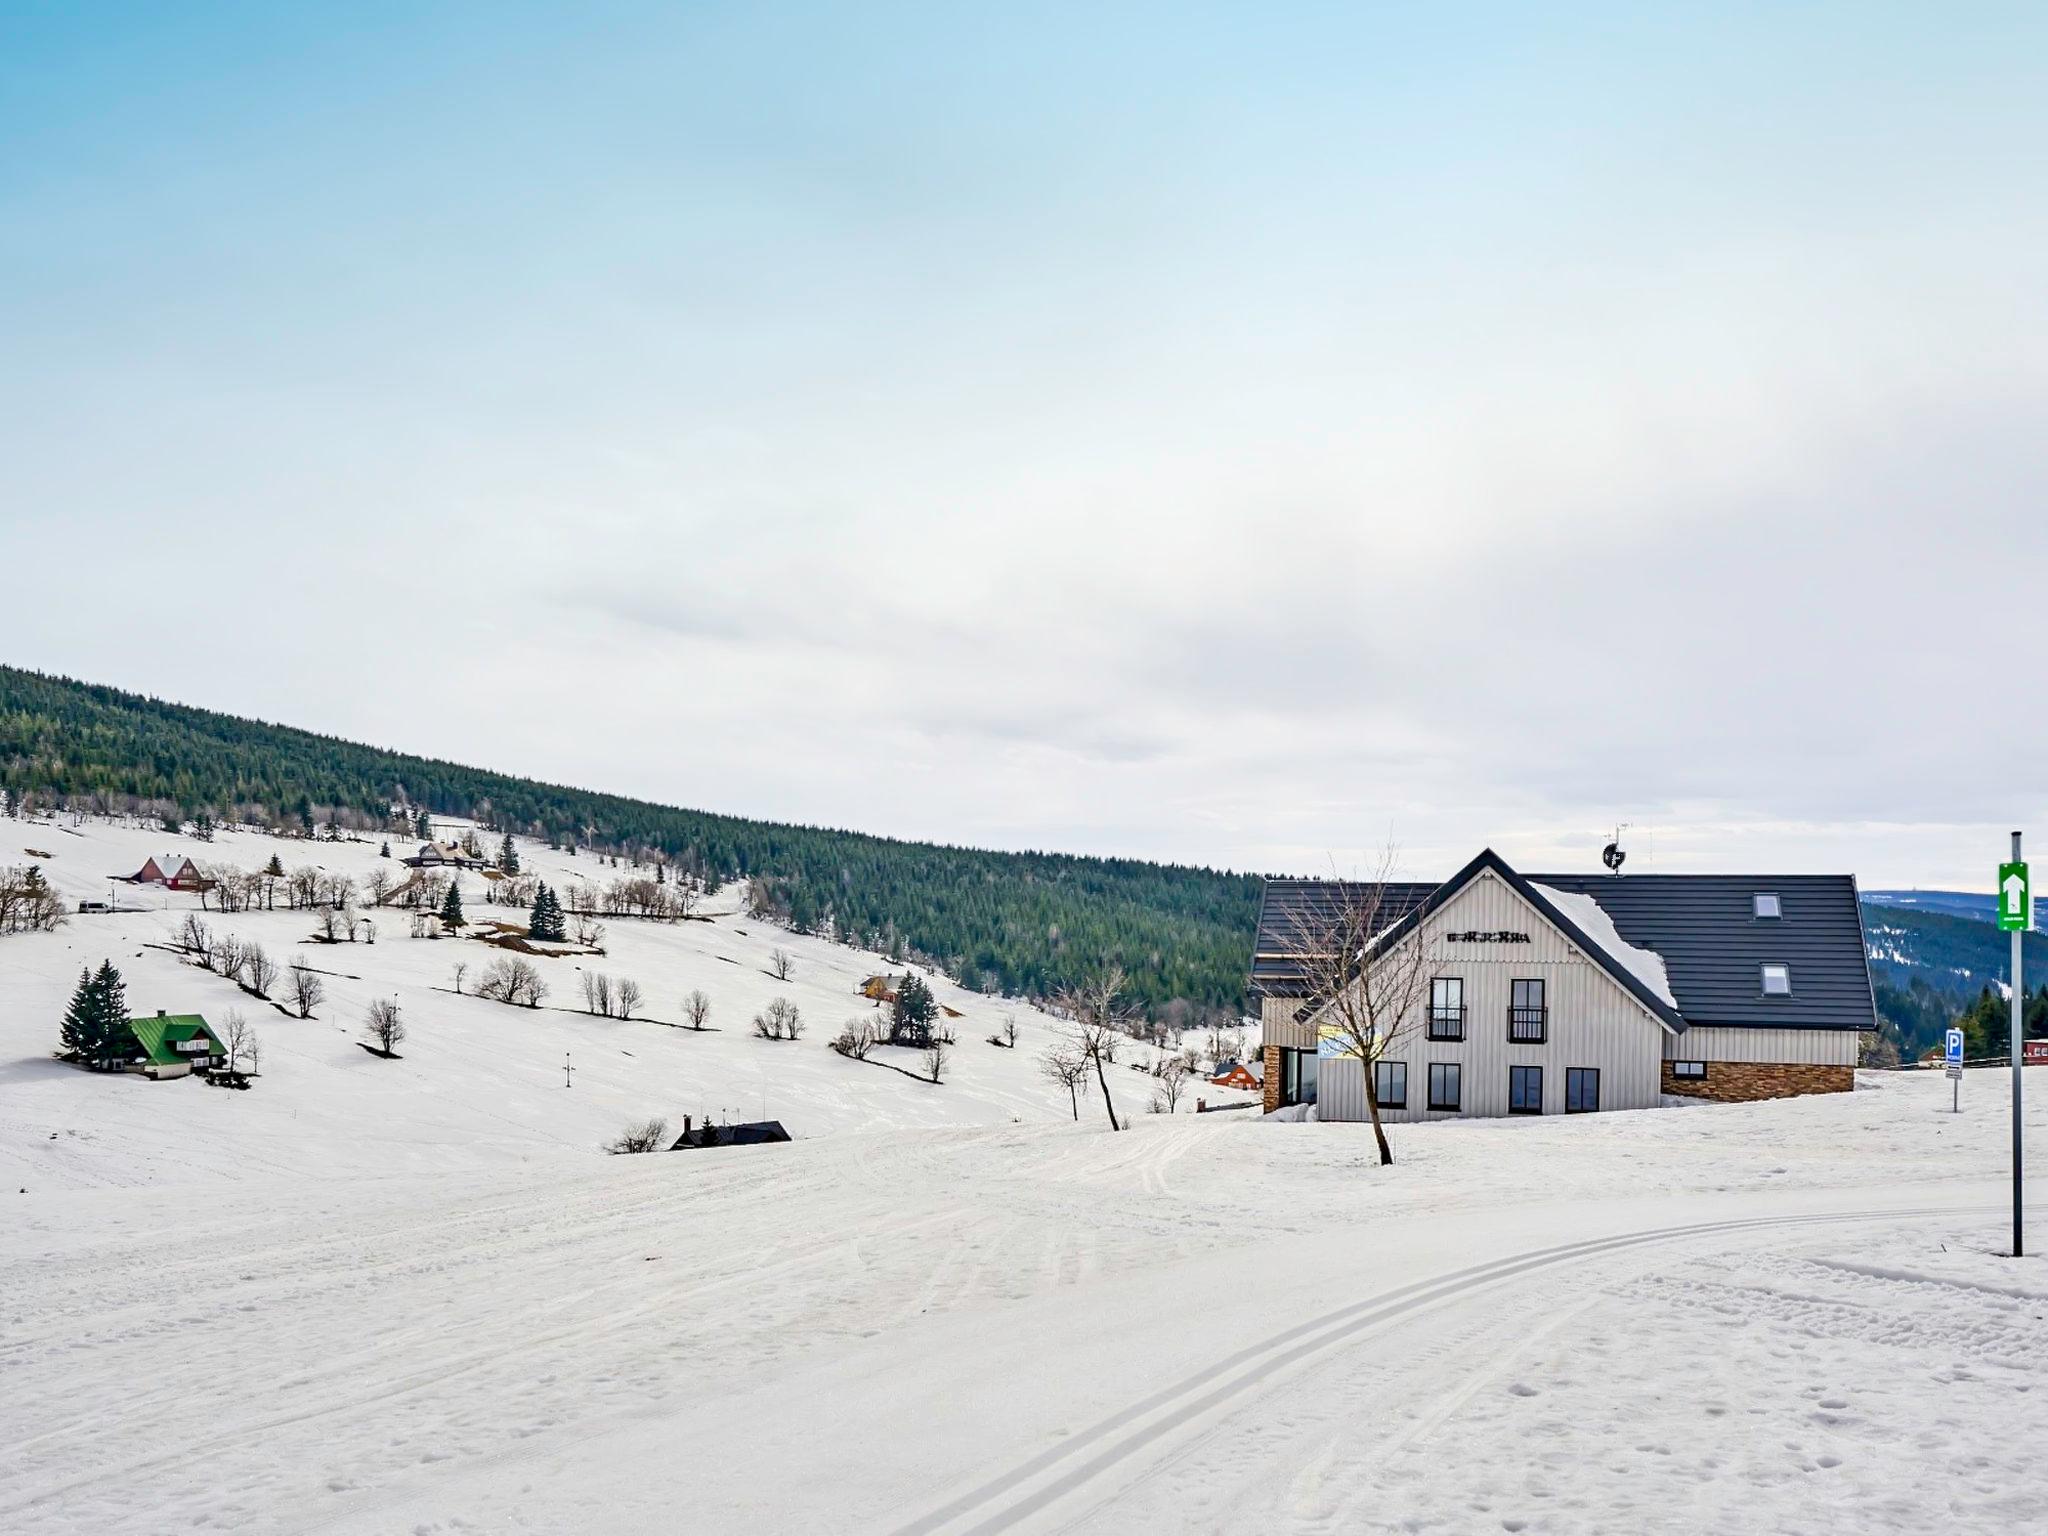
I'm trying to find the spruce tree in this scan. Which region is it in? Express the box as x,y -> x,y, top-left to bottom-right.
415,808 -> 431,840
498,833 -> 518,874
59,967 -> 95,1061
264,854 -> 286,878
439,879 -> 465,929
529,884 -> 564,942
86,960 -> 129,1070
891,973 -> 937,1047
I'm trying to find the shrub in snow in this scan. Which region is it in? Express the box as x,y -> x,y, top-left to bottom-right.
753,997 -> 803,1040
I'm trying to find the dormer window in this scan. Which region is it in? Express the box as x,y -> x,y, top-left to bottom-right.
1761,963 -> 1792,996
1753,892 -> 1781,919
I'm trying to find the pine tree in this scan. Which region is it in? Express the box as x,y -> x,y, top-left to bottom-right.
498,833 -> 518,874
415,808 -> 431,840
529,884 -> 565,942
439,879 -> 466,929
264,854 -> 286,878
891,973 -> 938,1047
59,967 -> 95,1061
92,961 -> 128,1068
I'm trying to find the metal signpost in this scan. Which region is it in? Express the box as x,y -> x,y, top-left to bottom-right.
1946,1026 -> 1965,1113
1997,835 -> 2029,1257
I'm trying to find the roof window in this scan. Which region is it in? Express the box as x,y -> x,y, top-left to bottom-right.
1753,892 -> 1781,919
1761,963 -> 1792,996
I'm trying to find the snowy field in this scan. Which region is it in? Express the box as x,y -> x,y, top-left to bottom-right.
3,819 -> 2046,1534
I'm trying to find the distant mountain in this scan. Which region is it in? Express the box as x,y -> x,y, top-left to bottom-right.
1861,889 -> 2002,923
0,666 -> 1262,1015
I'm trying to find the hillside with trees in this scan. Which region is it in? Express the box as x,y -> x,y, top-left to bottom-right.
0,666 -> 1261,1015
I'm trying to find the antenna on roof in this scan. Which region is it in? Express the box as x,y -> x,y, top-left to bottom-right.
1601,825 -> 1629,876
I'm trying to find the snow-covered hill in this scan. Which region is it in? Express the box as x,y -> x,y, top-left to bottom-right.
0,816 -> 1249,1191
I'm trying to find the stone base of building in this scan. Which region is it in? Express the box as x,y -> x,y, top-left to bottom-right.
1662,1061 -> 1852,1103
1262,1043 -> 1283,1115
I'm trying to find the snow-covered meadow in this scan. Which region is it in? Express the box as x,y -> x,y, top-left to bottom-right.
3,817 -> 2045,1535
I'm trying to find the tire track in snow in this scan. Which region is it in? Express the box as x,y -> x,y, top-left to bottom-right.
891,1205 -> 1969,1536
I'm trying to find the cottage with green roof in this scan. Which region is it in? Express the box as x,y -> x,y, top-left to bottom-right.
123,1010 -> 226,1079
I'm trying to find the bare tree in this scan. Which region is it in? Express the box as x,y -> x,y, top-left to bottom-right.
752,996 -> 802,1040
177,913 -> 213,958
830,1017 -> 879,1059
923,1035 -> 951,1084
215,934 -> 248,984
285,959 -> 324,1019
1040,1047 -> 1089,1121
451,960 -> 469,995
581,971 -> 614,1017
682,989 -> 711,1031
1151,1054 -> 1190,1114
767,946 -> 794,981
1055,967 -> 1139,1131
365,997 -> 405,1056
604,1117 -> 670,1154
242,942 -> 278,999
220,1008 -> 260,1077
1290,853 -> 1437,1166
1002,1013 -> 1019,1049
615,976 -> 643,1019
477,956 -> 548,1008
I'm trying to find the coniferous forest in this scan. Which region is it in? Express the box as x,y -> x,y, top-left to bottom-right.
0,667 -> 1263,1015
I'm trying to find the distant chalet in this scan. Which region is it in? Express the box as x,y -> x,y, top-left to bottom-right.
401,841 -> 490,870
670,1118 -> 791,1151
123,853 -> 210,891
1251,847 -> 1878,1120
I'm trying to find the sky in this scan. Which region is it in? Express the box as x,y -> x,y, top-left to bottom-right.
3,2 -> 2044,890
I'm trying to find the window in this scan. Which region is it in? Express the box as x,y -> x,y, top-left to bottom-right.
1374,1060 -> 1407,1109
1761,963 -> 1792,996
1566,1067 -> 1600,1113
1509,1064 -> 1543,1114
1428,1061 -> 1462,1112
1429,977 -> 1465,1039
1509,978 -> 1548,1043
1282,1048 -> 1319,1106
1671,1060 -> 1707,1079
1753,892 -> 1782,919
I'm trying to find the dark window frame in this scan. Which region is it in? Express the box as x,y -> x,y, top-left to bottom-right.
1760,962 -> 1792,997
1374,1059 -> 1408,1110
1508,977 -> 1548,1044
1427,1061 -> 1462,1112
1671,1060 -> 1707,1079
1753,891 -> 1782,920
1565,1066 -> 1600,1113
1428,976 -> 1466,1040
1281,1046 -> 1320,1106
1508,1063 -> 1543,1115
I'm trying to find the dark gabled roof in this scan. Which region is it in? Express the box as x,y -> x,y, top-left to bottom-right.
1529,872 -> 1875,1031
670,1120 -> 791,1150
1249,878 -> 1435,998
1250,853 -> 1877,1035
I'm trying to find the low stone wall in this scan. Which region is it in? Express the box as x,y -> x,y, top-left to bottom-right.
1661,1060 -> 1852,1102
1262,1043 -> 1284,1115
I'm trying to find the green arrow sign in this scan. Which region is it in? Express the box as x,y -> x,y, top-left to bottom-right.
1999,860 -> 2030,931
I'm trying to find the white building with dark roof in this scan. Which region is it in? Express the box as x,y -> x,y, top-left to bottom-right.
1250,848 -> 1877,1120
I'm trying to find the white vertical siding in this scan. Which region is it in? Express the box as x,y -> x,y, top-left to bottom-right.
1306,870 -> 1667,1122
1665,1026 -> 1859,1065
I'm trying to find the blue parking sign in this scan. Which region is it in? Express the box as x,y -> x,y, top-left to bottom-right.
1946,1028 -> 1965,1065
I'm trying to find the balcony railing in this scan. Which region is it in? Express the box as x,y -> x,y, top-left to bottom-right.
1427,1005 -> 1466,1040
1508,1006 -> 1549,1044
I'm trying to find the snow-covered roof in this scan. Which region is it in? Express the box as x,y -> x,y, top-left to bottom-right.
1529,882 -> 1678,1010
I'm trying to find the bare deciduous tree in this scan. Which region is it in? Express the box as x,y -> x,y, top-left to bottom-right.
451,961 -> 469,995
1040,1047 -> 1089,1121
365,997 -> 405,1056
615,976 -> 642,1018
1289,853 -> 1437,1166
285,959 -> 324,1019
1150,1054 -> 1190,1114
219,1008 -> 260,1077
476,956 -> 548,1008
603,1117 -> 670,1154
830,1017 -> 879,1059
682,989 -> 711,1031
767,946 -> 794,981
178,913 -> 212,958
752,996 -> 802,1040
923,1035 -> 950,1084
1055,967 -> 1139,1132
242,942 -> 278,999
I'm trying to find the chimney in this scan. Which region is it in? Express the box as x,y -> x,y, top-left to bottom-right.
683,1115 -> 692,1134
157,1008 -> 166,1017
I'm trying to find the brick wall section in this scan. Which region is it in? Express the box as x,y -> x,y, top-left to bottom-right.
1262,1043 -> 1284,1115
1661,1060 -> 1852,1102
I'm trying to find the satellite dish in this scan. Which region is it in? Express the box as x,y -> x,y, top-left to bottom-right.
1601,840 -> 1626,874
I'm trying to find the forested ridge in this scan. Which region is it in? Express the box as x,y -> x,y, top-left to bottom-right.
0,666 -> 1264,1014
